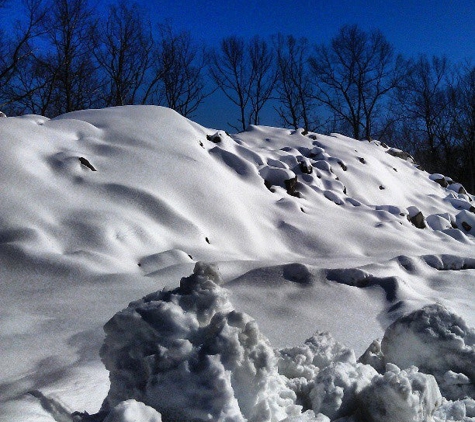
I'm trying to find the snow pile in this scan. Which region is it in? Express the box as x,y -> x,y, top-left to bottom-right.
1,106 -> 474,421
358,365 -> 441,422
95,264 -> 475,422
100,262 -> 303,421
378,303 -> 475,400
1,106 -> 474,277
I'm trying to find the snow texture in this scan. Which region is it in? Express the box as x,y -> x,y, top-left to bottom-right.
101,262 -> 303,422
98,265 -> 475,422
0,105 -> 474,422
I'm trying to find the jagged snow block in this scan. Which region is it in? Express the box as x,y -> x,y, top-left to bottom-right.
309,361 -> 378,420
358,364 -> 442,422
278,332 -> 355,381
100,262 -> 304,422
434,397 -> 475,421
380,303 -> 475,399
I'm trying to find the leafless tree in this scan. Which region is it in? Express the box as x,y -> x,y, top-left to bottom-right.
248,36 -> 276,125
209,35 -> 275,131
154,24 -> 209,117
0,0 -> 47,112
453,63 -> 475,192
209,36 -> 251,131
94,1 -> 154,106
273,34 -> 316,131
309,25 -> 405,140
396,55 -> 454,171
30,0 -> 100,116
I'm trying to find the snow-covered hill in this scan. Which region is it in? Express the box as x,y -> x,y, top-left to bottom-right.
0,106 -> 474,421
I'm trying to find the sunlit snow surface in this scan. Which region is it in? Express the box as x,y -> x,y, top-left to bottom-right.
0,106 -> 474,421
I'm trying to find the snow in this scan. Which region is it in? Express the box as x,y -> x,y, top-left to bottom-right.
0,105 -> 474,421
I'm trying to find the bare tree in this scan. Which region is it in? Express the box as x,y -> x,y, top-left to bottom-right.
209,36 -> 251,131
0,0 -> 47,112
453,63 -> 475,192
309,25 -> 405,140
209,35 -> 275,131
30,0 -> 100,116
94,1 -> 154,107
248,36 -> 276,125
396,55 -> 453,171
154,24 -> 208,117
273,34 -> 316,130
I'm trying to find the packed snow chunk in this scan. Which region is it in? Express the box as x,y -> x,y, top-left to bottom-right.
439,371 -> 475,401
434,397 -> 475,421
436,401 -> 467,422
359,339 -> 385,373
448,183 -> 468,195
279,332 -> 356,381
381,304 -> 475,399
309,361 -> 378,420
103,400 -> 162,422
206,130 -> 230,144
430,173 -> 449,188
358,364 -> 442,422
260,165 -> 297,190
284,412 -> 330,422
386,147 -> 415,163
326,268 -> 370,286
282,263 -> 314,285
422,254 -> 475,271
137,249 -> 193,274
100,262 -> 303,422
278,332 -> 356,416
426,213 -> 455,231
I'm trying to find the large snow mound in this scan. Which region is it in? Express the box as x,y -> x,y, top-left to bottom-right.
0,106 -> 474,276
93,263 -> 475,422
1,106 -> 474,421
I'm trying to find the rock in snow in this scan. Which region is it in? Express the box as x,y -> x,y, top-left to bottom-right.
95,263 -> 475,422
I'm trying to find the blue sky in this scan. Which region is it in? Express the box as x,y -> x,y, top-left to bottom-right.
127,0 -> 475,129
132,0 -> 474,61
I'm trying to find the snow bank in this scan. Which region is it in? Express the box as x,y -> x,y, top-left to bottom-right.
2,106 -> 475,421
96,265 -> 475,422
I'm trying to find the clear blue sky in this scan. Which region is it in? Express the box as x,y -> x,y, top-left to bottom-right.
133,0 -> 474,62
128,0 -> 474,130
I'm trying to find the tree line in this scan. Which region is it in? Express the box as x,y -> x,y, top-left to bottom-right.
1,0 -> 474,192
